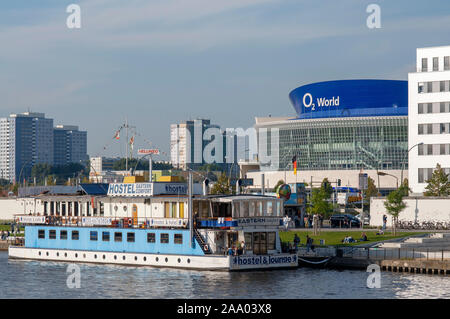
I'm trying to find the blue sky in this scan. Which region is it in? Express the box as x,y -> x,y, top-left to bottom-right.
0,0 -> 449,159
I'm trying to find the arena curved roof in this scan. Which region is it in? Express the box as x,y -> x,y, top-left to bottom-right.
288,79 -> 408,119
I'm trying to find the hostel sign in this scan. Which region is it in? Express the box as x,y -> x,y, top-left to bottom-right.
107,182 -> 202,197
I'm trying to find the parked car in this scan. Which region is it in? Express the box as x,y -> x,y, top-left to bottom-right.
330,214 -> 361,228
355,214 -> 370,225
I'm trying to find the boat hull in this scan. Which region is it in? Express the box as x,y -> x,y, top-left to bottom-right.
8,246 -> 297,271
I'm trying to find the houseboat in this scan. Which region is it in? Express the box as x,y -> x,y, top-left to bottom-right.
8,178 -> 297,271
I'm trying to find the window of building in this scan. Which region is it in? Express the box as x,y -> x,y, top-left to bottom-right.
445,56 -> 450,70
422,58 -> 428,72
60,230 -> 67,240
114,232 -> 122,242
174,234 -> 183,244
161,233 -> 169,244
147,233 -> 155,243
72,231 -> 79,240
418,103 -> 423,114
102,232 -> 110,241
90,231 -> 98,241
127,232 -> 135,243
433,57 -> 439,71
441,81 -> 446,92
49,230 -> 56,239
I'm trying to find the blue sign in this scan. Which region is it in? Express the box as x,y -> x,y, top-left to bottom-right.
288,79 -> 408,119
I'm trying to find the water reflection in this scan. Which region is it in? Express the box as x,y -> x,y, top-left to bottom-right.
1,253 -> 449,299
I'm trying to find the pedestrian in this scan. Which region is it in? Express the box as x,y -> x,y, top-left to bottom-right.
306,235 -> 311,252
241,241 -> 245,255
382,214 -> 387,230
293,234 -> 300,252
283,215 -> 291,231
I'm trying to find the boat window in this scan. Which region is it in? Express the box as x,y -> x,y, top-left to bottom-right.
267,201 -> 273,216
174,234 -> 183,244
161,233 -> 169,244
38,229 -> 45,239
164,202 -> 170,218
49,230 -> 56,239
242,201 -> 249,217
179,202 -> 185,219
90,231 -> 98,241
127,232 -> 135,243
232,202 -> 238,218
72,231 -> 79,240
193,201 -> 199,218
249,201 -> 255,217
171,202 -> 177,218
244,232 -> 253,249
102,232 -> 110,242
60,230 -> 67,240
267,232 -> 276,250
200,201 -> 209,218
147,233 -> 155,243
114,232 -> 122,242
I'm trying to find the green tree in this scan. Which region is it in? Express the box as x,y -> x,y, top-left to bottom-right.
423,163 -> 450,196
210,172 -> 231,195
320,178 -> 333,198
383,187 -> 407,235
363,177 -> 378,199
309,187 -> 333,218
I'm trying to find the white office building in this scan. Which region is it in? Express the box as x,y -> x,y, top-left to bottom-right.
408,45 -> 450,194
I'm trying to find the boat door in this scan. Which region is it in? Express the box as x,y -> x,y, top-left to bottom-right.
132,204 -> 138,226
253,232 -> 267,255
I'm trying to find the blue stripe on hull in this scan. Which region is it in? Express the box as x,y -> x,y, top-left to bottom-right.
24,226 -> 205,256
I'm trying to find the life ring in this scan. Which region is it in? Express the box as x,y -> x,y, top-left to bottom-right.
204,244 -> 209,251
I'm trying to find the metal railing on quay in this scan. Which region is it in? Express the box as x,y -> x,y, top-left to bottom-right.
295,246 -> 450,261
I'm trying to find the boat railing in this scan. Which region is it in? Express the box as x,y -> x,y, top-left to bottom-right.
14,214 -> 189,230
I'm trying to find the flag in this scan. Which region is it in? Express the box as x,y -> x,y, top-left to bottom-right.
292,155 -> 297,175
113,130 -> 120,140
130,136 -> 135,151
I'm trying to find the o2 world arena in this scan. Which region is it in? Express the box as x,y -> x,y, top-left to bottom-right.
249,79 -> 408,190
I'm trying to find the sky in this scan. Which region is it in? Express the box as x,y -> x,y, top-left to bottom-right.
0,0 -> 449,160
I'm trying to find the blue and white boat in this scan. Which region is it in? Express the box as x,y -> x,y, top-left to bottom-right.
9,177 -> 297,271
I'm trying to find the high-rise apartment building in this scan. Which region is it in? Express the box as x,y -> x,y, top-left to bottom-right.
0,112 -> 53,182
0,112 -> 88,183
53,125 -> 88,166
170,119 -> 237,172
409,45 -> 450,193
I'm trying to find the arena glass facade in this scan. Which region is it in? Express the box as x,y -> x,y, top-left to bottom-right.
256,80 -> 408,172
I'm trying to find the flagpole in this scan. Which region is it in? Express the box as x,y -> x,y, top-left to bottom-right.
126,117 -> 128,173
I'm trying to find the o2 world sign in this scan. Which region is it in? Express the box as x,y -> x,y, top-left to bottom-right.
303,93 -> 340,111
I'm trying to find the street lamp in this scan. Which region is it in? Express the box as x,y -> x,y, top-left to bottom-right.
377,171 -> 399,189
400,142 -> 424,187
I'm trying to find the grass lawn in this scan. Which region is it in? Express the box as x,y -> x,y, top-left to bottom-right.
0,224 -> 24,232
280,230 -> 428,247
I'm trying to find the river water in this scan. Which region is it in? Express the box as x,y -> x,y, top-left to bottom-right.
0,252 -> 449,299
